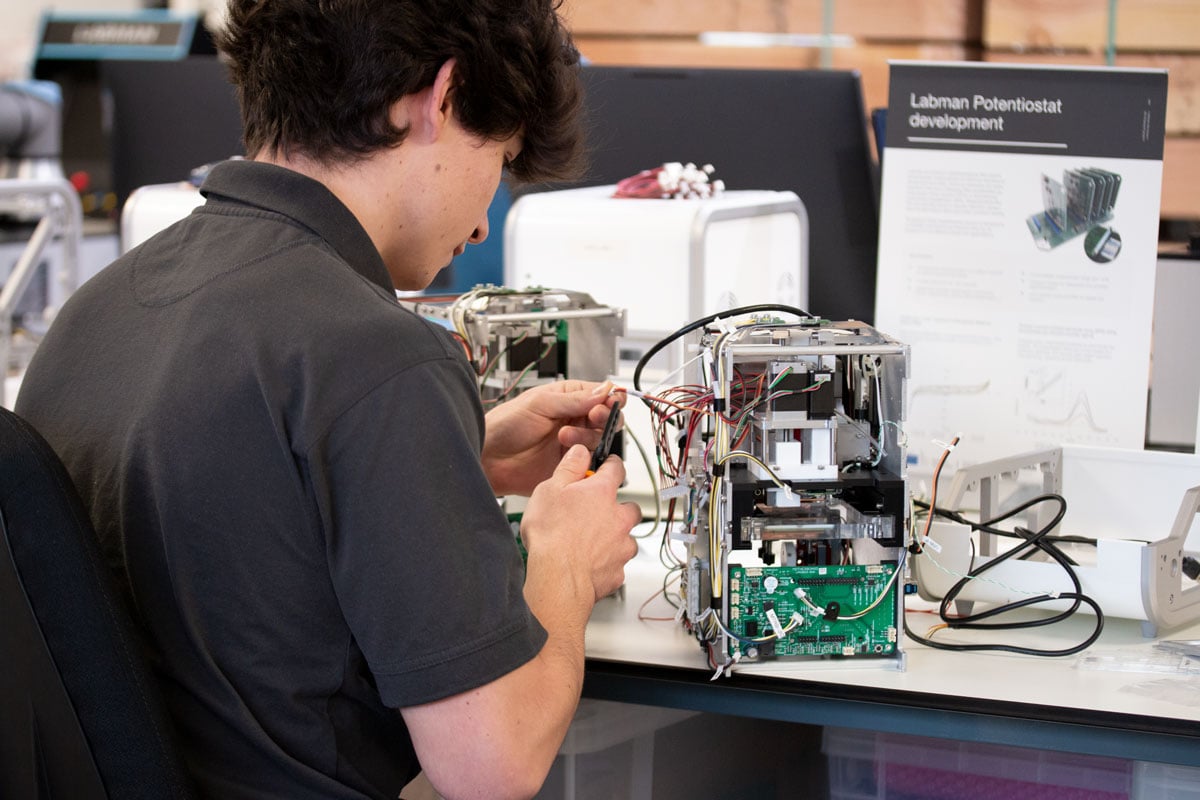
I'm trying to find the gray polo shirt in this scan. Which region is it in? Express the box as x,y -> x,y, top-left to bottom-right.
16,159 -> 546,799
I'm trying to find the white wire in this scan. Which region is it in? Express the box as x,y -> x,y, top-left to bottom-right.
643,350 -> 707,398
621,423 -> 661,539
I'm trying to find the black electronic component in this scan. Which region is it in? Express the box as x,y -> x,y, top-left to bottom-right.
1183,556 -> 1200,582
808,375 -> 837,418
507,335 -> 542,372
772,372 -> 811,412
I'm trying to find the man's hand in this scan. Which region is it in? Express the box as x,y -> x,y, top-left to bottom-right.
521,443 -> 641,601
481,380 -> 621,497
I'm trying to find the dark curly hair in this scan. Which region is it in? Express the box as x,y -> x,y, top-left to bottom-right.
216,0 -> 584,183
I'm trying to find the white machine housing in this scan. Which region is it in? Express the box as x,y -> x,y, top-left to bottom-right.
504,185 -> 809,371
119,181 -> 205,254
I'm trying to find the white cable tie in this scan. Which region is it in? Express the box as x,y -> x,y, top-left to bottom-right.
660,483 -> 690,500
1048,590 -> 1060,599
921,536 -> 943,554
710,661 -> 726,682
673,603 -> 686,623
932,438 -> 957,450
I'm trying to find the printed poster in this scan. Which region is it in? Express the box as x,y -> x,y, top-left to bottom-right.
873,61 -> 1168,477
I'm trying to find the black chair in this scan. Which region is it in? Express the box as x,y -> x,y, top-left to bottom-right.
0,407 -> 194,799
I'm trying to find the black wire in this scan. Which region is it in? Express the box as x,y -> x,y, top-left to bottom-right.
912,497 -> 1095,550
904,592 -> 1104,657
632,304 -> 814,392
912,493 -> 1105,657
941,523 -> 1084,629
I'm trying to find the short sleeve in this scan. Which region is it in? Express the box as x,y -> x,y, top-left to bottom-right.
306,354 -> 546,708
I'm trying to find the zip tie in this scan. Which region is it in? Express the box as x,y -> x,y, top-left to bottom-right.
660,483 -> 690,500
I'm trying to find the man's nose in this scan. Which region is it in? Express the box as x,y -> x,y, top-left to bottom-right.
468,216 -> 489,245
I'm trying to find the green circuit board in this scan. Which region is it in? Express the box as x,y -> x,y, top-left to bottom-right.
727,563 -> 899,660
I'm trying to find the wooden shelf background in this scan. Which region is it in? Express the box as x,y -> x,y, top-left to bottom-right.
562,0 -> 1199,221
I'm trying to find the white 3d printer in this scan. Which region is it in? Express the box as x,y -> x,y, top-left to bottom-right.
504,184 -> 809,373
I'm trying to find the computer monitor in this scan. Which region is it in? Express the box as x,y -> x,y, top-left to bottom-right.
101,57 -> 244,207
31,12 -> 217,216
529,65 -> 881,323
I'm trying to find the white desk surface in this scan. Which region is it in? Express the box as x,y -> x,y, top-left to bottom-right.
585,530 -> 1200,730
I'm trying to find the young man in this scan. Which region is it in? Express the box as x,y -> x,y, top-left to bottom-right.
15,1 -> 641,798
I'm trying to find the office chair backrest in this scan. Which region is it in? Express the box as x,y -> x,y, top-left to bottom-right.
0,407 -> 194,799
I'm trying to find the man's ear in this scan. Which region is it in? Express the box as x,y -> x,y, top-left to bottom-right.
386,58 -> 457,144
405,58 -> 457,142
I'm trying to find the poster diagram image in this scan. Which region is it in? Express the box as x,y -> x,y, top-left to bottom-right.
1084,225 -> 1122,262
1026,167 -> 1122,251
1023,367 -> 1108,433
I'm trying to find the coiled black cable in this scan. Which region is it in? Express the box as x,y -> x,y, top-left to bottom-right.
907,494 -> 1105,657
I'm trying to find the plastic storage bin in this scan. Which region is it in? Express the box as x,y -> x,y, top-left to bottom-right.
823,726 -> 1133,800
1133,761 -> 1200,800
534,699 -> 696,800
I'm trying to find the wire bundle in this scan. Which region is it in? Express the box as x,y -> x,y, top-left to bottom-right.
907,438 -> 1105,657
613,161 -> 725,199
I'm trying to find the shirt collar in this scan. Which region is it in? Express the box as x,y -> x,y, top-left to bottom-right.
199,159 -> 395,294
